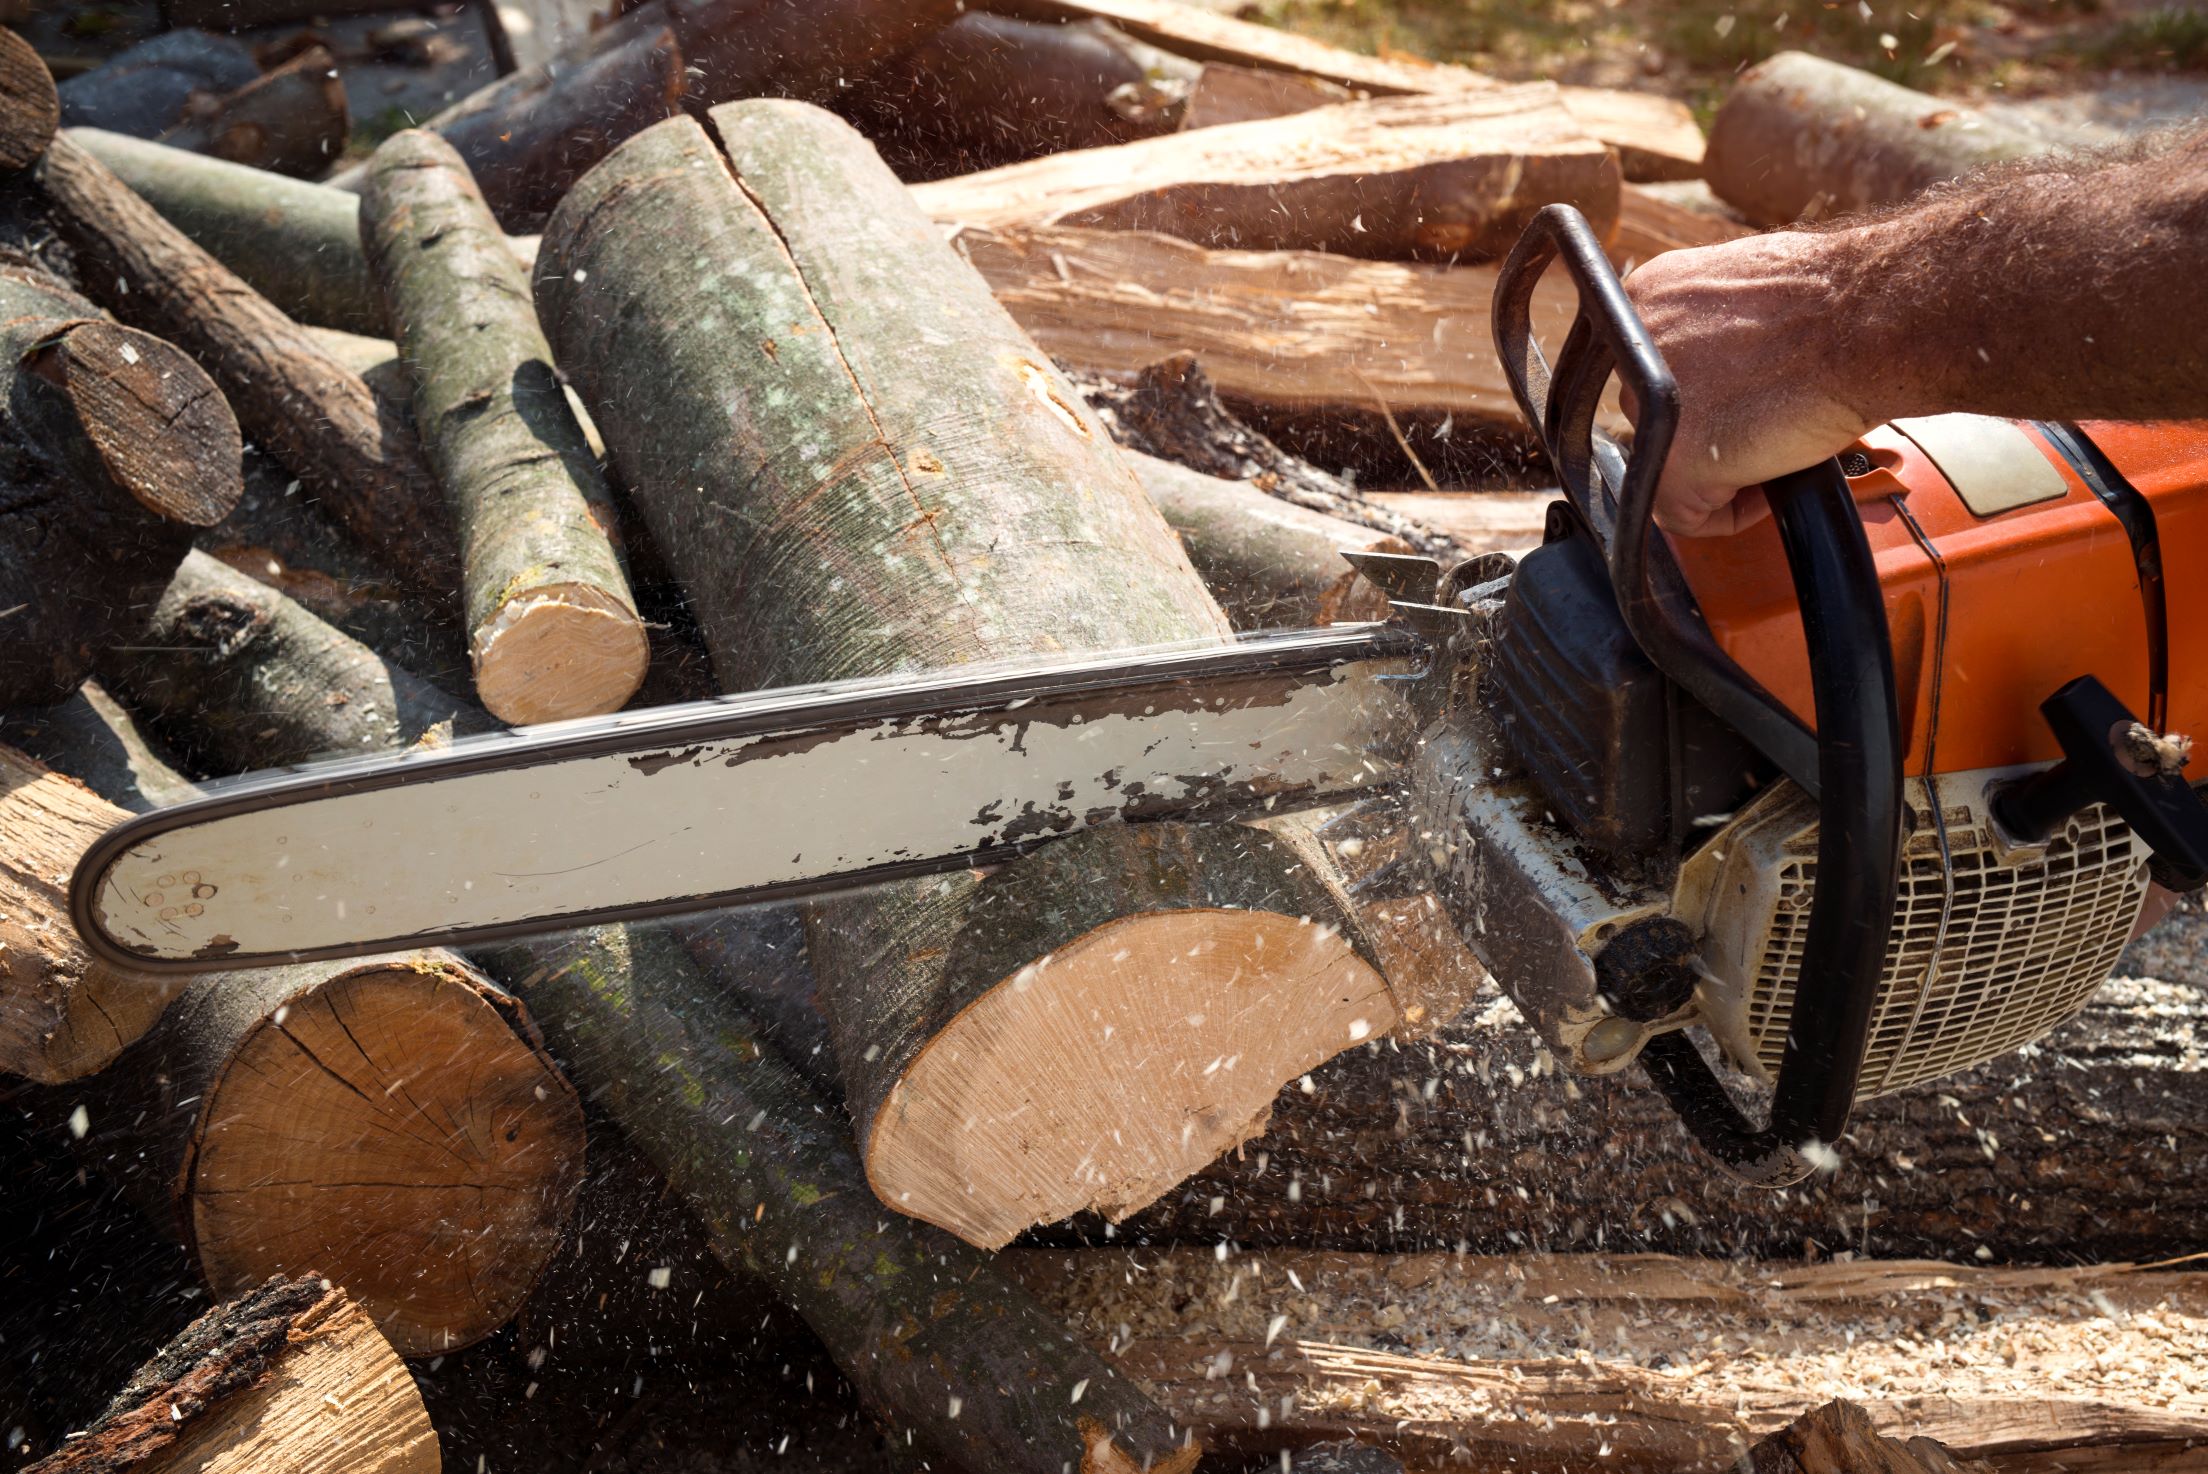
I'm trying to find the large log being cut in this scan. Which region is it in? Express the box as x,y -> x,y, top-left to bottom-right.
535,100 -> 1395,1251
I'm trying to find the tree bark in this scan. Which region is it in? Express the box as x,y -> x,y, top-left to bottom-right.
536,102 -> 1390,1251
360,129 -> 645,724
157,44 -> 348,178
1008,1248 -> 2205,1472
0,25 -> 56,169
913,83 -> 1620,262
49,948 -> 583,1358
33,129 -> 458,592
0,743 -> 185,1084
99,550 -> 490,776
55,30 -> 259,139
481,924 -> 1205,1474
70,128 -> 386,336
328,22 -> 686,233
0,262 -> 244,706
838,13 -> 1195,182
1704,51 -> 2047,226
22,1276 -> 440,1474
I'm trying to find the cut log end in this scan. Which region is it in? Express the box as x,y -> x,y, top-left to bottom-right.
470,581 -> 649,724
25,318 -> 244,527
1085,1419 -> 1203,1474
865,902 -> 1393,1250
182,956 -> 584,1356
0,25 -> 56,169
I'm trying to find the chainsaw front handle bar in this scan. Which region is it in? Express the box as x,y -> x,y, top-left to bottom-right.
1490,204 -> 1905,1185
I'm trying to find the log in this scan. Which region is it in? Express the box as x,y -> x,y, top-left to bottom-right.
57,948 -> 584,1357
536,102 -> 1391,1251
99,550 -> 490,775
1360,490 -> 1555,554
327,21 -> 686,233
980,0 -> 1707,178
360,130 -> 646,724
484,925 -> 1206,1474
1006,1248 -> 2208,1472
22,1275 -> 439,1474
838,13 -> 1195,181
0,263 -> 244,706
1096,963 -> 2208,1265
1747,1401 -> 1994,1474
0,679 -> 198,814
1704,51 -> 2047,226
157,44 -> 348,178
25,116 -> 457,592
1612,179 -> 1751,265
55,30 -> 259,138
0,743 -> 185,1084
0,25 -> 56,169
1128,451 -> 1402,628
1180,62 -> 1349,131
948,224 -> 1610,465
70,128 -> 386,336
913,82 -> 1621,262
483,0 -> 627,73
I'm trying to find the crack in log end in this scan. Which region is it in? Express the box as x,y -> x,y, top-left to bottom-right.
630,744 -> 707,775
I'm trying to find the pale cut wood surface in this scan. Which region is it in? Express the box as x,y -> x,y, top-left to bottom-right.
485,0 -> 627,72
914,83 -> 1621,262
0,745 -> 184,1084
950,224 -> 1617,433
1009,1248 -> 2208,1473
1363,491 -> 1557,551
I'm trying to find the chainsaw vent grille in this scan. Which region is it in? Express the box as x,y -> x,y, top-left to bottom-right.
1739,795 -> 2144,1097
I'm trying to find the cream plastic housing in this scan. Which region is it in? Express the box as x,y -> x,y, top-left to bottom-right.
1680,765 -> 2151,1097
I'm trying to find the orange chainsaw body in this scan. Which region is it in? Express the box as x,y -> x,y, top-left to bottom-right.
1670,419 -> 2208,775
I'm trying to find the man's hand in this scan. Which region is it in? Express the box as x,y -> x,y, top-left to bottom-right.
1624,232 -> 1898,537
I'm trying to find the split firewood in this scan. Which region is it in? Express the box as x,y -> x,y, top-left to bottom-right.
1180,62 -> 1349,130
0,24 -> 55,169
0,743 -> 185,1084
326,21 -> 684,232
839,13 -> 1196,181
99,550 -> 490,774
913,83 -> 1621,262
1612,180 -> 1752,264
1007,1249 -> 2207,1471
537,102 -> 1392,1251
70,128 -> 388,336
22,1275 -> 439,1474
157,44 -> 348,178
360,130 -> 646,724
983,0 -> 1707,179
0,262 -> 243,707
0,680 -> 198,814
483,925 -> 1205,1474
53,947 -> 584,1358
4,58 -> 458,593
1745,1400 -> 1995,1474
55,30 -> 259,138
1704,51 -> 2046,226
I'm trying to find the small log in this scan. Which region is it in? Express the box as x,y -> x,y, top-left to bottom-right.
482,924 -> 1204,1474
99,550 -> 490,775
70,128 -> 386,336
839,13 -> 1195,181
1704,51 -> 2046,226
1748,1401 -> 1994,1474
55,30 -> 259,138
1008,1248 -> 2208,1472
913,83 -> 1620,261
0,743 -> 185,1084
361,130 -> 645,723
327,21 -> 685,233
0,25 -> 56,169
158,44 -> 348,178
59,949 -> 585,1358
24,109 -> 457,592
23,1276 -> 439,1474
0,679 -> 198,814
1128,450 -> 1403,628
537,103 -> 1390,1251
0,263 -> 244,706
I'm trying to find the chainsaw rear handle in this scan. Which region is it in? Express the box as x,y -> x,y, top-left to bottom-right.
1490,204 -> 1905,1184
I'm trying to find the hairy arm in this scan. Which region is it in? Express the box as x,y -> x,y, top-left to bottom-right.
1625,126 -> 2208,536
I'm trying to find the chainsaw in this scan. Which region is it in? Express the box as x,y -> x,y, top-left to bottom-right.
69,205 -> 2208,1187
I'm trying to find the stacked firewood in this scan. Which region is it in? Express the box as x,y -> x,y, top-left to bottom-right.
1,4 -> 2199,1472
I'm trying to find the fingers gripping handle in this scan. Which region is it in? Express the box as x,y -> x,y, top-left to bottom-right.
1488,206 -> 1906,1185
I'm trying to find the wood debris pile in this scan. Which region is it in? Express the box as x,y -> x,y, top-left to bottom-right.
0,3 -> 2196,1472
